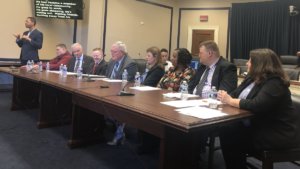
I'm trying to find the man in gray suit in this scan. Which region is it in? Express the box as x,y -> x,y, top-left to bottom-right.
67,43 -> 93,74
106,41 -> 137,146
106,41 -> 138,82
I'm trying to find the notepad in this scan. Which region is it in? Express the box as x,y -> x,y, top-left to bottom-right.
130,86 -> 161,91
176,106 -> 227,119
162,92 -> 198,99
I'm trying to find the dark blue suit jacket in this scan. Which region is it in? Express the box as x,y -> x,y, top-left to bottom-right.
188,57 -> 237,94
16,29 -> 43,62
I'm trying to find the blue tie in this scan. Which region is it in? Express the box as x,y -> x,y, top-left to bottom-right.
111,61 -> 119,79
74,58 -> 80,73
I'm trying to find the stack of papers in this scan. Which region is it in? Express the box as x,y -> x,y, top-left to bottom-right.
163,92 -> 198,99
176,106 -> 227,119
161,98 -> 225,119
48,71 -> 77,75
130,86 -> 161,91
101,78 -> 123,82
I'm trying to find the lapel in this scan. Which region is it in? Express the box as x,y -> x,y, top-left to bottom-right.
211,57 -> 223,87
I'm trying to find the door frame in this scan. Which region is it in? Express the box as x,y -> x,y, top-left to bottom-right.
187,26 -> 219,54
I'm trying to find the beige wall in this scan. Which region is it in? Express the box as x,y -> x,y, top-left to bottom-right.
105,0 -> 173,59
179,10 -> 229,57
0,0 -> 273,60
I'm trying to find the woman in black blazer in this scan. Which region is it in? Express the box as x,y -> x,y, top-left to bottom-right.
217,48 -> 300,169
142,46 -> 165,87
136,46 -> 165,154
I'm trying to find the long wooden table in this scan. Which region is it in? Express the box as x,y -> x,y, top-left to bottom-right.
0,67 -> 253,169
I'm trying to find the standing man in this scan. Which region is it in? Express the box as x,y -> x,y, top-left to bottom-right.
14,17 -> 43,65
88,48 -> 107,75
106,41 -> 138,81
43,43 -> 72,70
67,43 -> 93,74
188,40 -> 237,96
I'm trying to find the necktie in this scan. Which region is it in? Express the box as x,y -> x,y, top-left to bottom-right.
74,58 -> 80,73
110,61 -> 119,79
196,67 -> 210,96
92,62 -> 98,74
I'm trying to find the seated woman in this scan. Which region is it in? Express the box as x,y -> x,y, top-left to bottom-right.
107,46 -> 165,146
217,48 -> 300,169
158,48 -> 195,91
142,47 -> 165,86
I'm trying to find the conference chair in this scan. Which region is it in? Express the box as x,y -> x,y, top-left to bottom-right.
247,95 -> 300,169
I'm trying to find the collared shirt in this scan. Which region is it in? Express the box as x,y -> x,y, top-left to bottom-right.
193,58 -> 219,98
74,54 -> 83,72
110,56 -> 125,79
238,82 -> 255,99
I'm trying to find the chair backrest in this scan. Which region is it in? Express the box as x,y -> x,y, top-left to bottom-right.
233,59 -> 248,66
285,68 -> 300,81
280,55 -> 299,69
133,59 -> 147,74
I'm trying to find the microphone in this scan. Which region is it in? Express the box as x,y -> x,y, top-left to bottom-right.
118,81 -> 135,96
83,74 -> 95,82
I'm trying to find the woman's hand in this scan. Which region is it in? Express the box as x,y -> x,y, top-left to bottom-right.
217,90 -> 240,108
217,90 -> 232,104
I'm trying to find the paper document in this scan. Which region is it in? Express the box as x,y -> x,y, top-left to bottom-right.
130,86 -> 161,91
161,98 -> 222,108
163,92 -> 198,99
176,106 -> 227,119
161,100 -> 208,108
48,71 -> 77,75
101,78 -> 123,82
82,74 -> 106,78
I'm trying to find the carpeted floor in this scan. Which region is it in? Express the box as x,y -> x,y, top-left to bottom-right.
0,91 -> 299,169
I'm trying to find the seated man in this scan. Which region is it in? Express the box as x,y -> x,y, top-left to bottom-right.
106,41 -> 137,81
88,48 -> 107,75
160,48 -> 173,72
43,43 -> 72,70
189,40 -> 237,96
67,43 -> 94,74
105,41 -> 138,145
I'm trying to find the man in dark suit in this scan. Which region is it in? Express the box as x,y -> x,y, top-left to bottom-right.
67,43 -> 93,74
88,48 -> 107,75
14,17 -> 43,65
106,41 -> 138,81
188,40 -> 237,96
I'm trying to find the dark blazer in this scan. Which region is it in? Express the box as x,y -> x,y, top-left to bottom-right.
67,55 -> 94,74
16,29 -> 43,62
106,55 -> 138,82
232,76 -> 300,150
143,65 -> 165,87
88,59 -> 108,75
188,57 -> 237,94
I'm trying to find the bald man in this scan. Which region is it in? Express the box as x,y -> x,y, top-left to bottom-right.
67,43 -> 93,74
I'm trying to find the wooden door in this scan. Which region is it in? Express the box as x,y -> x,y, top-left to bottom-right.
191,30 -> 214,56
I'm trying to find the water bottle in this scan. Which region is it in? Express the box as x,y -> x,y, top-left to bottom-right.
179,80 -> 189,101
38,61 -> 43,72
26,60 -> 30,71
121,69 -> 128,88
134,72 -> 141,87
208,86 -> 218,109
62,65 -> 67,77
77,67 -> 82,79
59,64 -> 63,75
46,62 -> 50,71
